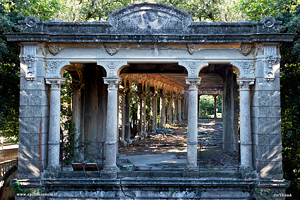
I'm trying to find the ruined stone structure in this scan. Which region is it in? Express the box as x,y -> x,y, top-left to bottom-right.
6,2 -> 294,199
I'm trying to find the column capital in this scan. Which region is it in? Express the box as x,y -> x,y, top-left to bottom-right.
103,77 -> 122,90
237,78 -> 255,91
45,78 -> 66,90
70,83 -> 84,93
185,77 -> 201,86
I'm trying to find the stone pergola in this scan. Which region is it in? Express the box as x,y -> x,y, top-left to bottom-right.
7,2 -> 293,199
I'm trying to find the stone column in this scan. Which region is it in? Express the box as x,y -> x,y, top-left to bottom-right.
139,93 -> 144,137
142,94 -> 147,136
103,78 -> 121,173
214,95 -> 217,119
124,89 -> 131,144
178,96 -> 182,122
185,77 -> 201,170
46,78 -> 65,171
167,97 -> 172,124
174,96 -> 178,123
198,95 -> 200,119
119,91 -> 127,146
160,95 -> 166,128
70,83 -> 83,158
152,94 -> 158,131
237,78 -> 255,173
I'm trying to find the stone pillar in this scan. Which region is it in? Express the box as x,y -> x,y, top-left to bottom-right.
214,95 -> 217,119
174,96 -> 178,123
119,91 -> 127,146
102,78 -> 121,173
152,94 -> 158,131
237,78 -> 255,173
167,97 -> 172,124
70,83 -> 83,158
178,96 -> 182,122
160,95 -> 166,127
142,94 -> 146,136
198,95 -> 200,119
46,78 -> 65,171
185,78 -> 201,170
139,93 -> 144,137
124,89 -> 131,144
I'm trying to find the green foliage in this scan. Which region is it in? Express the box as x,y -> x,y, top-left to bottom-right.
199,95 -> 222,117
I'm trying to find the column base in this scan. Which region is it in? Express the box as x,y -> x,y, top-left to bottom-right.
239,165 -> 257,179
125,138 -> 132,144
102,165 -> 119,173
119,139 -> 127,147
46,165 -> 61,172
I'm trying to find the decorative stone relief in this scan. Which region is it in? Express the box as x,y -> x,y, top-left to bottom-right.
20,45 -> 36,81
179,60 -> 207,77
47,44 -> 63,56
186,44 -> 202,54
24,16 -> 40,28
264,46 -> 279,82
97,60 -> 127,77
45,78 -> 66,90
231,60 -> 255,77
239,44 -> 253,56
185,77 -> 201,86
104,43 -> 121,56
103,78 -> 122,89
45,60 -> 70,77
256,43 -> 264,55
36,42 -> 46,55
237,78 -> 255,91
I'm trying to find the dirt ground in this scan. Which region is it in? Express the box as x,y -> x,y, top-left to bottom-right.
119,119 -> 239,170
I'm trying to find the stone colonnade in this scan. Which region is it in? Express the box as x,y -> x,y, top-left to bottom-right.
44,63 -> 255,176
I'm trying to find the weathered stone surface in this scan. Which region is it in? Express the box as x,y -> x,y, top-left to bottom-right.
252,77 -> 280,91
20,89 -> 48,106
20,76 -> 47,90
19,117 -> 48,134
251,106 -> 281,118
259,161 -> 283,179
251,90 -> 280,107
253,133 -> 282,146
252,117 -> 281,134
257,145 -> 283,162
19,105 -> 49,118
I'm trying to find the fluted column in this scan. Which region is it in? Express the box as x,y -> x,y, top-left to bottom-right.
46,78 -> 65,171
237,78 -> 255,173
102,78 -> 121,173
185,77 -> 201,170
160,95 -> 166,127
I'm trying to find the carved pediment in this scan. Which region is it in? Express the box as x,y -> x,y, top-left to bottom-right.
109,2 -> 191,34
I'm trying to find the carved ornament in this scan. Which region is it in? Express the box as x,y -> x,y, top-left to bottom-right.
237,78 -> 255,91
104,43 -> 121,56
239,44 -> 253,56
45,78 -> 66,90
25,16 -> 40,28
103,78 -> 122,89
186,44 -> 201,54
21,45 -> 36,81
45,60 -> 69,77
264,55 -> 279,82
47,44 -> 63,56
231,60 -> 255,76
